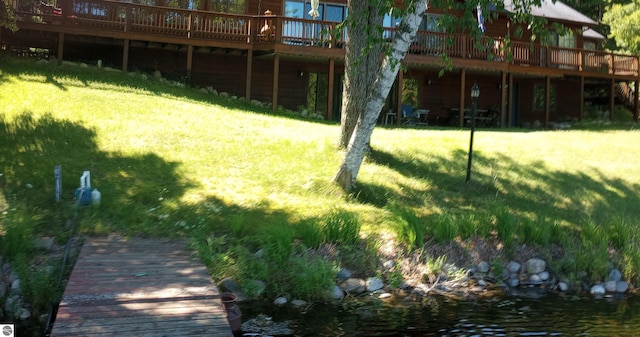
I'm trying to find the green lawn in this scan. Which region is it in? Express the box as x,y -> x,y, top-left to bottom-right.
2,55 -> 640,308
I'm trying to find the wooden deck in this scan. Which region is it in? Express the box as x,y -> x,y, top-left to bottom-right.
50,236 -> 234,337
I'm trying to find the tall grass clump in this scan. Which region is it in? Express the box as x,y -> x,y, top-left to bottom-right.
388,205 -> 424,248
259,224 -> 295,265
1,211 -> 35,260
431,214 -> 459,243
12,254 -> 61,317
520,218 -> 552,246
621,244 -> 640,285
494,209 -> 516,252
287,253 -> 335,301
295,219 -> 323,249
609,218 -> 633,250
320,208 -> 361,245
574,220 -> 610,281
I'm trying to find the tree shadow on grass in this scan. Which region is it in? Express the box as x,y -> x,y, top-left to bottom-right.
0,112 -> 194,236
362,144 -> 640,243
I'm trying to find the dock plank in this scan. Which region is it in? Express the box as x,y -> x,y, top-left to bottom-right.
50,236 -> 234,337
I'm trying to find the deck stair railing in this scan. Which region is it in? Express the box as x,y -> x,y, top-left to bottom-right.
616,82 -> 637,110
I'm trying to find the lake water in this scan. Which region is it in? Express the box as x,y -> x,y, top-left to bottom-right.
239,292 -> 640,336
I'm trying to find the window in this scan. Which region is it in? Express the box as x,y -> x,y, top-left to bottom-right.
325,4 -> 346,22
534,84 -> 556,111
284,1 -> 346,42
584,41 -> 596,50
558,32 -> 576,49
421,14 -> 442,32
285,1 -> 304,18
284,1 -> 346,21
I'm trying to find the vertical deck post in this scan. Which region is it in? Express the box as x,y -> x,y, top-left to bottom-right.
245,49 -> 253,100
579,76 -> 584,121
508,73 -> 514,127
459,69 -> 466,127
500,71 -> 507,128
57,32 -> 64,65
272,54 -> 279,112
545,76 -> 550,127
327,57 -> 335,121
122,39 -> 129,72
610,78 -> 615,121
634,80 -> 639,121
186,45 -> 193,82
396,69 -> 403,125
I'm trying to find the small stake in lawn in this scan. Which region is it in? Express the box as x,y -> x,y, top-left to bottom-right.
55,165 -> 62,202
466,82 -> 480,184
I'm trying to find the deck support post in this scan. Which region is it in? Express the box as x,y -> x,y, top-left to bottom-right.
57,32 -> 64,65
610,78 -> 615,121
508,73 -> 514,127
634,80 -> 639,121
545,76 -> 550,127
327,57 -> 335,121
186,45 -> 193,82
245,49 -> 253,100
396,69 -> 404,125
459,69 -> 466,127
579,76 -> 585,121
122,39 -> 129,72
272,54 -> 279,113
500,71 -> 507,128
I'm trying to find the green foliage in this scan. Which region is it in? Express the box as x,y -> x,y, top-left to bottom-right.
296,219 -> 323,249
13,254 -> 61,316
491,258 -> 504,279
621,244 -> 640,285
0,211 -> 34,260
287,254 -> 335,301
259,224 -> 295,266
423,255 -> 447,283
495,209 -> 516,252
520,218 -> 551,246
603,2 -> 640,54
609,218 -> 633,250
320,209 -> 361,246
0,0 -> 18,31
432,214 -> 458,243
386,263 -> 404,289
389,206 -> 424,248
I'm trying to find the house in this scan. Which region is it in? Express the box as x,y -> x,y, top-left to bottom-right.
2,0 -> 638,127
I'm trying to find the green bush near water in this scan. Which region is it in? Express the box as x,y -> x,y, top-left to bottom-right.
2,55 -> 640,306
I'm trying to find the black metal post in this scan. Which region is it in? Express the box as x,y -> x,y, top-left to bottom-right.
466,98 -> 477,183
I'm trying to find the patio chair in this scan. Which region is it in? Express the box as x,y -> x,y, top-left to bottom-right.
384,109 -> 396,125
402,104 -> 419,125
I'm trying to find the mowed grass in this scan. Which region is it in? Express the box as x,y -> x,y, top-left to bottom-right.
2,55 -> 640,303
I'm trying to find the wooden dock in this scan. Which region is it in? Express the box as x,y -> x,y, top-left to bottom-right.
50,236 -> 234,337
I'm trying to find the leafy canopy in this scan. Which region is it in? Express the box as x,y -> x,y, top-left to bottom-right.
603,0 -> 640,54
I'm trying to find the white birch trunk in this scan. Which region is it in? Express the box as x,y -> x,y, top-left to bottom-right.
334,0 -> 429,190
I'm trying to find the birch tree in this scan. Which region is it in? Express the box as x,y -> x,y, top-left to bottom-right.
337,0 -> 384,148
333,0 -> 549,190
334,0 -> 429,190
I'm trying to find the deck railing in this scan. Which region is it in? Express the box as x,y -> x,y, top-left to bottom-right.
10,0 -> 639,76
